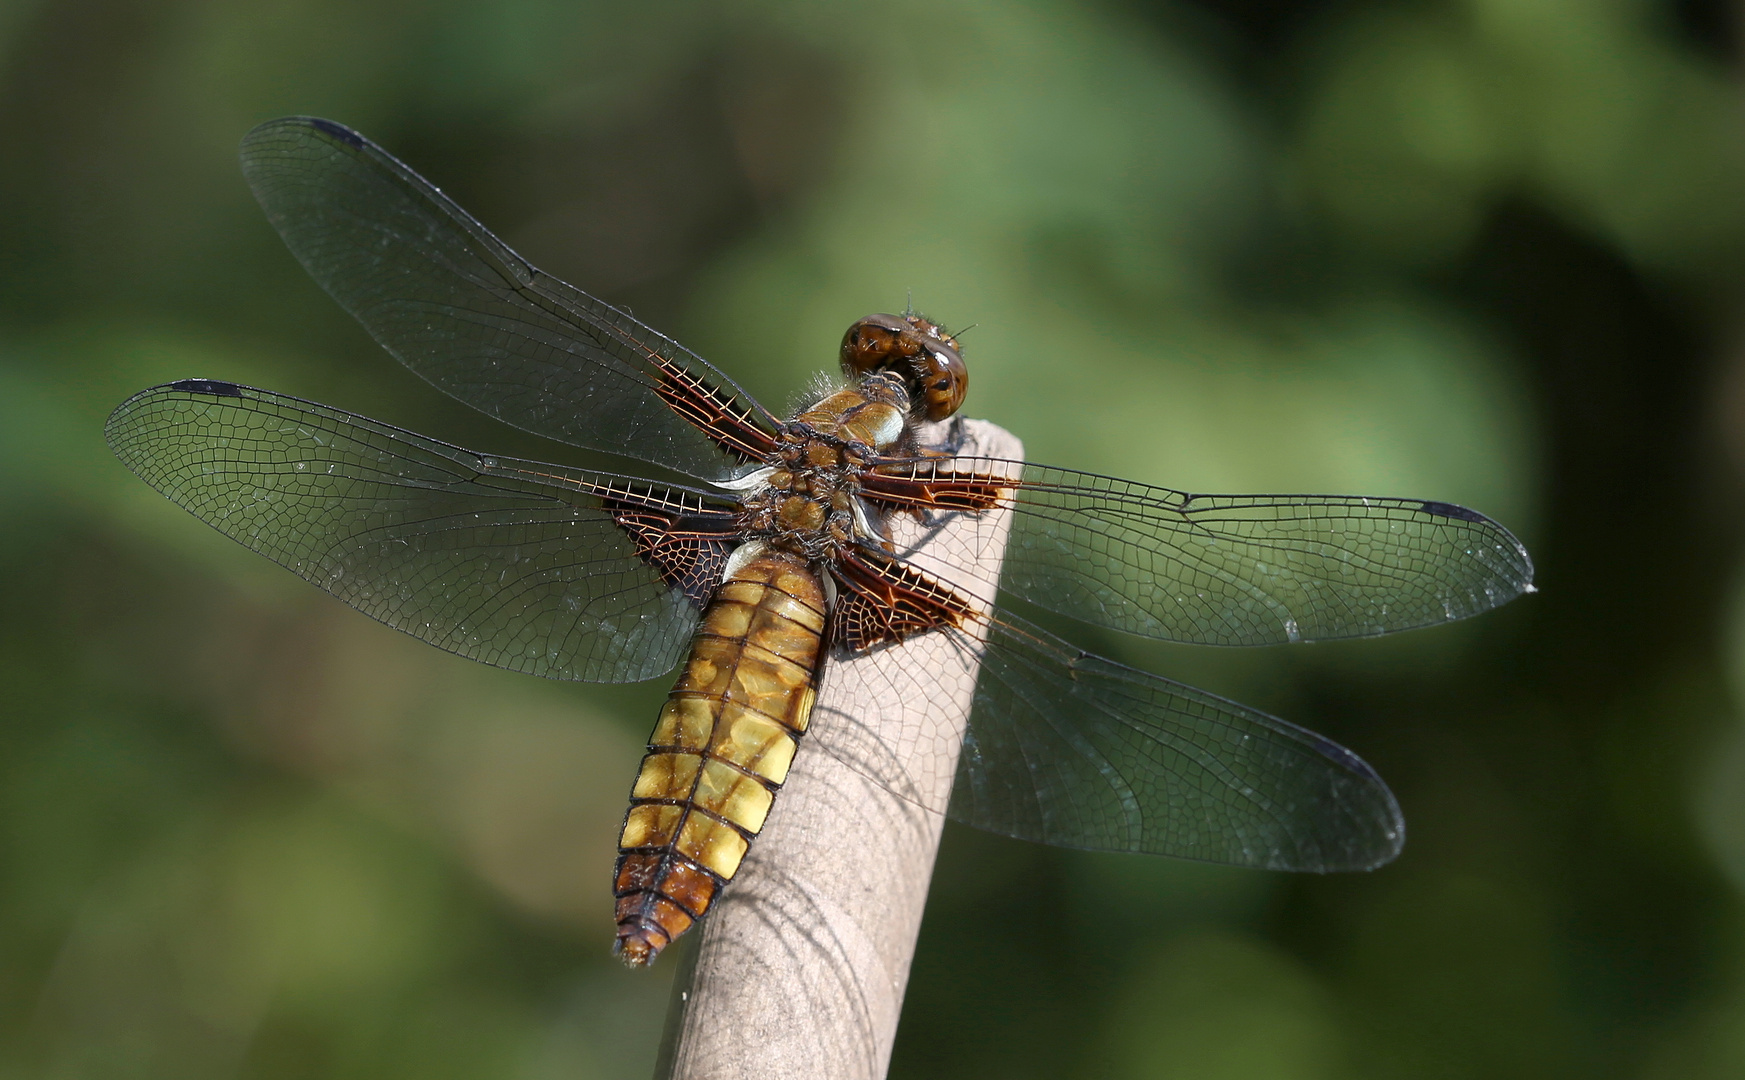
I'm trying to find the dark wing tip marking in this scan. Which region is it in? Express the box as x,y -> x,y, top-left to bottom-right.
305,116 -> 366,147
1307,734 -> 1405,870
168,379 -> 243,397
1418,500 -> 1488,523
1310,734 -> 1383,782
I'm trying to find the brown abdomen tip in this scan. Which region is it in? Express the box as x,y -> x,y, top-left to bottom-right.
615,926 -> 664,967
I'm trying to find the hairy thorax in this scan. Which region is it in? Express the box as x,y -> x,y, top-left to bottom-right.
734,372 -> 911,560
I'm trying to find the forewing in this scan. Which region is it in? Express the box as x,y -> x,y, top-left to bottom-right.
106,381 -> 741,683
239,117 -> 778,481
866,458 -> 1534,645
950,615 -> 1405,870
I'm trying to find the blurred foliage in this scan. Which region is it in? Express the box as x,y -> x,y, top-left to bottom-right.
1,0 -> 1743,1077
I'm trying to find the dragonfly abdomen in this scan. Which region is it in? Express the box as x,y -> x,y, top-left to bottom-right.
613,548 -> 824,966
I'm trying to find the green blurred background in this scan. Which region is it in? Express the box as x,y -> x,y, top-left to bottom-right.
2,0 -> 1743,1076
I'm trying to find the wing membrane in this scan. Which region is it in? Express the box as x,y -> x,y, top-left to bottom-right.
867,458 -> 1534,646
239,117 -> 778,481
813,546 -> 1402,870
950,615 -> 1403,870
106,381 -> 740,682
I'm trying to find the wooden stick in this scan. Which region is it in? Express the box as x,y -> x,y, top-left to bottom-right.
654,418 -> 1022,1080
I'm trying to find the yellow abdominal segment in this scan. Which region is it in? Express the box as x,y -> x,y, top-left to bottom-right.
613,548 -> 826,965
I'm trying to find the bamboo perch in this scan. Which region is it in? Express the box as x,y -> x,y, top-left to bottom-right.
654,418 -> 1022,1080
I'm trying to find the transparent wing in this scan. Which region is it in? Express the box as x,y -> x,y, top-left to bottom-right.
239,117 -> 779,481
810,605 -> 1401,870
950,615 -> 1403,870
106,380 -> 741,682
822,459 -> 1408,871
868,458 -> 1534,646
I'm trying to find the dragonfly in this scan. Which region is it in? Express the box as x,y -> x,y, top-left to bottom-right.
106,117 -> 1534,967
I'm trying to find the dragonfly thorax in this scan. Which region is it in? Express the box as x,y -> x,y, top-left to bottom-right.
735,373 -> 913,559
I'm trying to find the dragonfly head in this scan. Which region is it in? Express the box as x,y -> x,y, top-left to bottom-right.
839,312 -> 968,422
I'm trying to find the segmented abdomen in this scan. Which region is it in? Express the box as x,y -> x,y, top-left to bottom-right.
613,549 -> 824,966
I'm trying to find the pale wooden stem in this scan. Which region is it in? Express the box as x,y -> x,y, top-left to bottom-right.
654,418 -> 1022,1080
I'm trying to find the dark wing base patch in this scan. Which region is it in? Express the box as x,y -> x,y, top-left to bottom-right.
607,508 -> 737,608
830,547 -> 978,653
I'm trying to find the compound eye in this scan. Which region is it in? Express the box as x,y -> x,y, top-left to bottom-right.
917,345 -> 968,421
840,314 -> 913,377
839,312 -> 969,419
